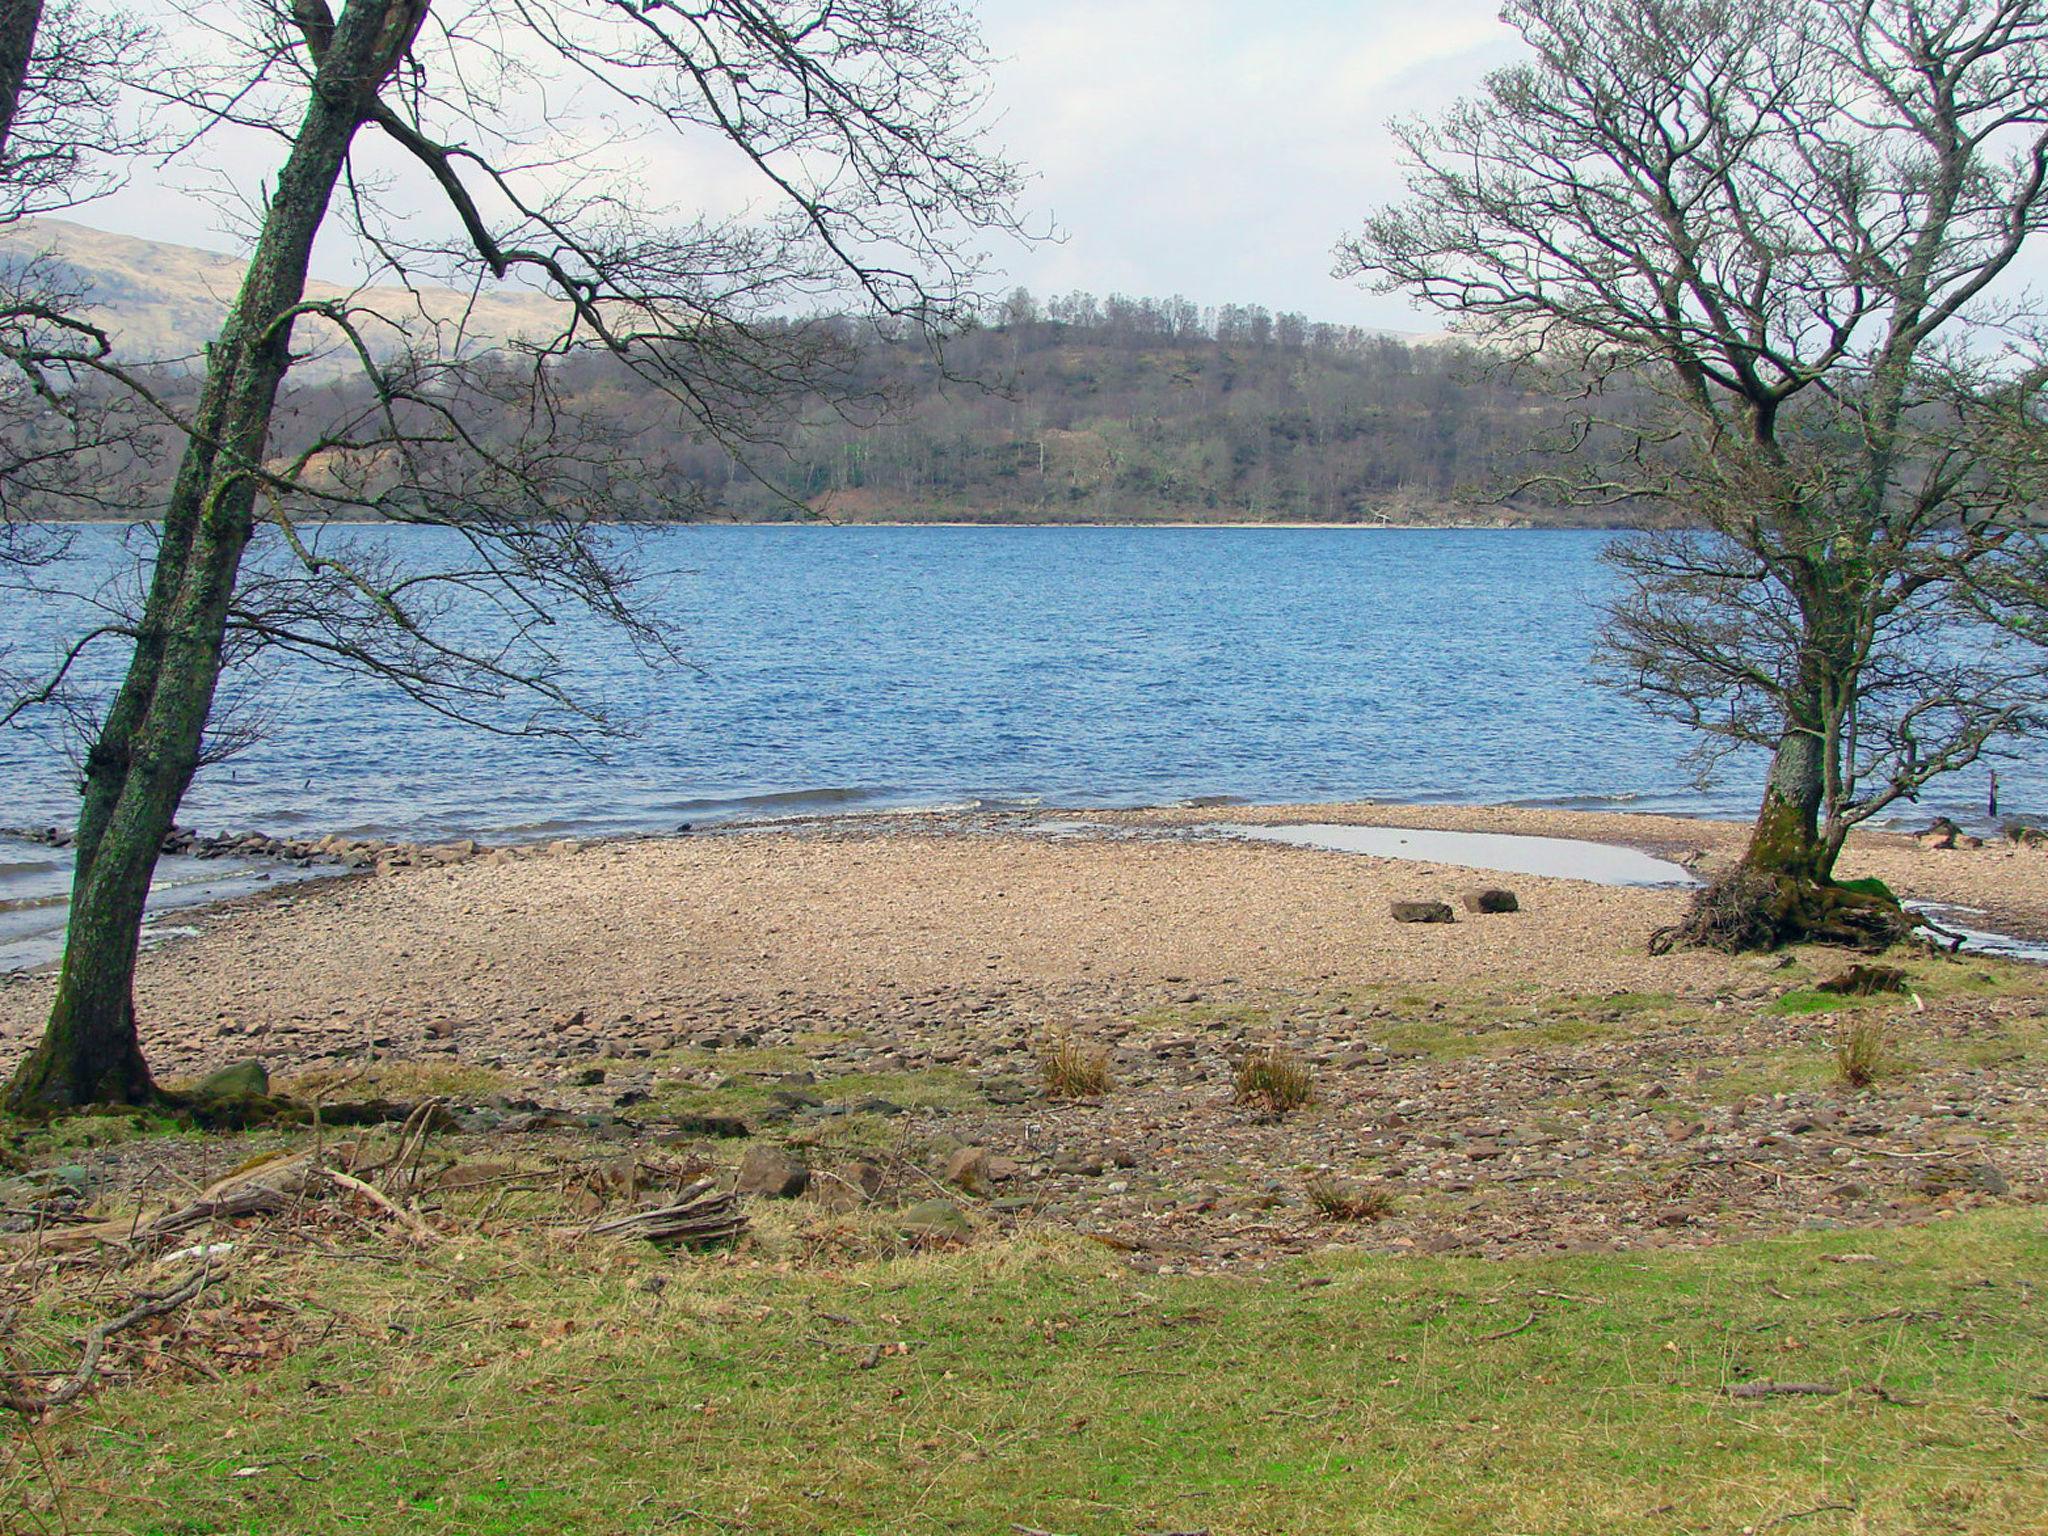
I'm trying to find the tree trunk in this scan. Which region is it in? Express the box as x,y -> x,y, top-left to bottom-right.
1701,715 -> 1908,954
0,0 -> 44,165
1743,726 -> 1831,882
4,0 -> 423,1113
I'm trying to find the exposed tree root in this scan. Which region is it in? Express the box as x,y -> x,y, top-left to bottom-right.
1651,865 -> 1915,956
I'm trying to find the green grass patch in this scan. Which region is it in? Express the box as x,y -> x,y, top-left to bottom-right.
14,1209 -> 2048,1534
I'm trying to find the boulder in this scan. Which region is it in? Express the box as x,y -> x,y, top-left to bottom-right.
816,1159 -> 887,1211
1390,900 -> 1455,925
898,1199 -> 973,1243
1460,888 -> 1520,914
196,1059 -> 269,1100
736,1144 -> 809,1199
1915,817 -> 1960,850
944,1145 -> 992,1193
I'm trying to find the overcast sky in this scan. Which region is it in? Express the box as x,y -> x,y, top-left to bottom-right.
73,1 -> 1522,333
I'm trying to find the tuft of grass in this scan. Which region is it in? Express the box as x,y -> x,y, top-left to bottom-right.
1833,1016 -> 1891,1089
1037,1030 -> 1113,1100
1232,1043 -> 1314,1114
1304,1175 -> 1394,1223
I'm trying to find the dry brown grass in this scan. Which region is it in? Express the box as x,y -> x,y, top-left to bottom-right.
1231,1044 -> 1314,1114
1833,1016 -> 1891,1089
1036,1031 -> 1113,1100
1305,1176 -> 1394,1222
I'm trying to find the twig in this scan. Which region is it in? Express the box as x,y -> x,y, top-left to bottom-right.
316,1168 -> 443,1244
3,1268 -> 216,1415
1475,1309 -> 1539,1342
1744,1499 -> 1856,1531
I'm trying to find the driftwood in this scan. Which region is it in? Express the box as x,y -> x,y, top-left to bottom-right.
589,1179 -> 749,1248
6,1145 -> 444,1256
11,1152 -> 318,1256
3,1267 -> 217,1415
315,1168 -> 443,1244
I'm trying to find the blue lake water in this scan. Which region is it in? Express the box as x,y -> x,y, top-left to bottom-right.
2,524 -> 2038,846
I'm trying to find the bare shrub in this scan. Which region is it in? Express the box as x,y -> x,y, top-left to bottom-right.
1037,1031 -> 1112,1100
1232,1045 -> 1314,1115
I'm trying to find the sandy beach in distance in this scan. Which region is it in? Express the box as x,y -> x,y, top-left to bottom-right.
4,800 -> 2044,1085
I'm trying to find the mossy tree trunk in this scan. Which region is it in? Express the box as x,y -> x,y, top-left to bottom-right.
1730,698 -> 1907,953
4,0 -> 424,1113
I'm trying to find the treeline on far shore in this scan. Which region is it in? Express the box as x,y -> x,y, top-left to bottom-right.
43,288 -> 1675,528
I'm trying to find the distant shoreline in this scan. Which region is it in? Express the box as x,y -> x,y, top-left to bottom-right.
33,516 -> 1647,531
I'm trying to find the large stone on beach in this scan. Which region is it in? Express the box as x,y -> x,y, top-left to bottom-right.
196,1059 -> 269,1100
1915,817 -> 1960,850
1461,888 -> 1519,914
735,1144 -> 809,1199
1390,900 -> 1455,924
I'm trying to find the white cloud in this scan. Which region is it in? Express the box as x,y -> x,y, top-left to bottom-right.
71,0 -> 1525,328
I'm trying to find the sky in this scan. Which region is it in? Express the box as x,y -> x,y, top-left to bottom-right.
72,0 -> 1522,334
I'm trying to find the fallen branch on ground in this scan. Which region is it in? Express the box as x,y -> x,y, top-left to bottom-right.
589,1179 -> 749,1248
3,1267 -> 217,1415
315,1168 -> 443,1245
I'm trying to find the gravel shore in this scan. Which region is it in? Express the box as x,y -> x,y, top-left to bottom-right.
4,802 -> 2045,1079
6,802 -> 2045,1266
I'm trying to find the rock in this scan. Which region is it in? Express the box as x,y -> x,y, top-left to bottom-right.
816,1160 -> 887,1211
196,1059 -> 268,1099
736,1144 -> 809,1199
1390,900 -> 1455,925
1816,964 -> 1907,996
898,1199 -> 973,1242
1966,1161 -> 2011,1196
570,1066 -> 606,1087
944,1146 -> 992,1193
660,1113 -> 751,1140
1915,817 -> 1960,850
1461,888 -> 1520,914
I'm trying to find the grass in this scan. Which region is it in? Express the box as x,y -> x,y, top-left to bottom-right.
1036,1030 -> 1113,1099
1834,1016 -> 1891,1089
1303,1174 -> 1394,1222
9,1208 -> 2048,1534
1231,1044 -> 1314,1113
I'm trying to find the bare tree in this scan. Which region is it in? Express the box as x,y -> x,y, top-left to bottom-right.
0,0 -> 152,569
2,0 -> 1025,1110
1340,0 -> 2048,949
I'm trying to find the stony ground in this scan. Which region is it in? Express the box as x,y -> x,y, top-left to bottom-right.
4,805 -> 2045,1270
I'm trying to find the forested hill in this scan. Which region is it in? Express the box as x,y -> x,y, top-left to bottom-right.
611,293 -> 1655,526
7,209 -> 1659,525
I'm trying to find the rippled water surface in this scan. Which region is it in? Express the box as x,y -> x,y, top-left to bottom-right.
4,524 -> 2039,842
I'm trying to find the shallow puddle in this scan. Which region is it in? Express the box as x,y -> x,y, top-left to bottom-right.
1907,901 -> 2048,964
1209,822 -> 1699,886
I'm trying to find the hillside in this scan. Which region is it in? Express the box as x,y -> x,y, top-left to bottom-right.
0,218 -> 568,381
4,221 -> 1655,526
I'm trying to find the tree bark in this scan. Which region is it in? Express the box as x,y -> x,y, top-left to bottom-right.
5,0 -> 424,1112
1744,725 -> 1831,883
0,0 -> 44,167
1712,698 -> 1908,954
